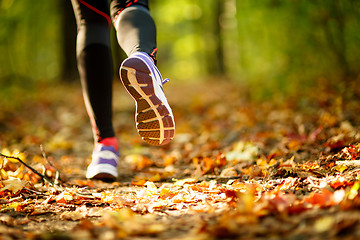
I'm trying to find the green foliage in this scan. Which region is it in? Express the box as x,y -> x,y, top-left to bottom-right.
0,0 -> 359,98
156,0 -> 360,93
0,0 -> 62,84
153,0 -> 208,79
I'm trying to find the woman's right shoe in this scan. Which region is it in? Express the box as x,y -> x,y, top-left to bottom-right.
120,51 -> 175,146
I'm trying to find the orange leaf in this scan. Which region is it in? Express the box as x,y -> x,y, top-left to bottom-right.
160,188 -> 176,199
72,179 -> 95,188
132,179 -> 147,186
272,177 -> 298,193
304,188 -> 344,207
287,139 -> 302,151
125,154 -> 153,171
164,156 -> 176,166
330,176 -> 353,189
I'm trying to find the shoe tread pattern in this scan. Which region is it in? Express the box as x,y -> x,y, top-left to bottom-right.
120,58 -> 175,146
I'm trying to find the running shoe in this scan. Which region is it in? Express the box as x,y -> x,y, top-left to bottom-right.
86,143 -> 119,181
120,52 -> 175,146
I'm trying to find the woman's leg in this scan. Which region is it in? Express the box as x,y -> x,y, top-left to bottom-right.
110,0 -> 175,146
71,0 -> 119,181
110,0 -> 157,58
71,0 -> 116,145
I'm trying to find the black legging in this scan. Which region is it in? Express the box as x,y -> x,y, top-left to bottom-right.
71,0 -> 157,142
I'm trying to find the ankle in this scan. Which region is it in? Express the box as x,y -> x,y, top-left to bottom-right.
149,48 -> 157,65
98,137 -> 118,151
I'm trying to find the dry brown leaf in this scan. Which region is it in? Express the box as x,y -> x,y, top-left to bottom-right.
0,178 -> 27,194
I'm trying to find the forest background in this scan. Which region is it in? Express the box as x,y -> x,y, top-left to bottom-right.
0,0 -> 359,99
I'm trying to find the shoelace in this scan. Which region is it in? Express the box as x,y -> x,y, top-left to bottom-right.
162,78 -> 170,85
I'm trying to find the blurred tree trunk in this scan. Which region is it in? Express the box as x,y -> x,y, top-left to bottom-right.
202,0 -> 226,78
322,1 -> 352,80
213,0 -> 226,76
60,0 -> 78,81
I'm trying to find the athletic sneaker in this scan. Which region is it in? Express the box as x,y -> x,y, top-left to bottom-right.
120,52 -> 175,146
86,143 -> 119,181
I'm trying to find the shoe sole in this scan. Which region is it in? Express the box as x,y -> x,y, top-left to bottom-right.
91,173 -> 116,182
120,58 -> 175,146
86,164 -> 118,181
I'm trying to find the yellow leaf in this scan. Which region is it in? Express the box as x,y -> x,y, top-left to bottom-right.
333,164 -> 348,173
225,141 -> 259,162
11,150 -> 26,162
1,148 -> 11,157
174,177 -> 198,186
160,188 -> 171,198
100,192 -> 116,203
144,181 -> 158,195
0,178 -> 26,193
0,149 -> 26,163
149,173 -> 161,182
0,169 -> 8,180
7,202 -> 21,210
314,216 -> 334,233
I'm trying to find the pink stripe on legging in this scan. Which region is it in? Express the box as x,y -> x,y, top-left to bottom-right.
78,0 -> 112,26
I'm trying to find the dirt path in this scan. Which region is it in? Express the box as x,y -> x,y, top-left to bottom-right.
1,80 -> 360,239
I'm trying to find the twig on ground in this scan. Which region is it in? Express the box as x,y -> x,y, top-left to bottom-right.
0,153 -> 55,186
23,188 -> 49,196
40,145 -> 62,185
74,192 -> 96,199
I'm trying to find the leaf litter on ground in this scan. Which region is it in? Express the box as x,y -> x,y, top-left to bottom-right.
1,80 -> 360,239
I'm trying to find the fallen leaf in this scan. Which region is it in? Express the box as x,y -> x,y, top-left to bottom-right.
174,178 -> 198,186
304,188 -> 345,207
56,191 -> 74,204
0,178 -> 27,194
125,154 -> 153,171
225,141 -> 259,162
314,216 -> 334,233
144,181 -> 158,196
60,211 -> 85,221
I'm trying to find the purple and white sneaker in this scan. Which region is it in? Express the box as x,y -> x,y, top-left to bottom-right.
120,51 -> 175,146
86,144 -> 119,181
